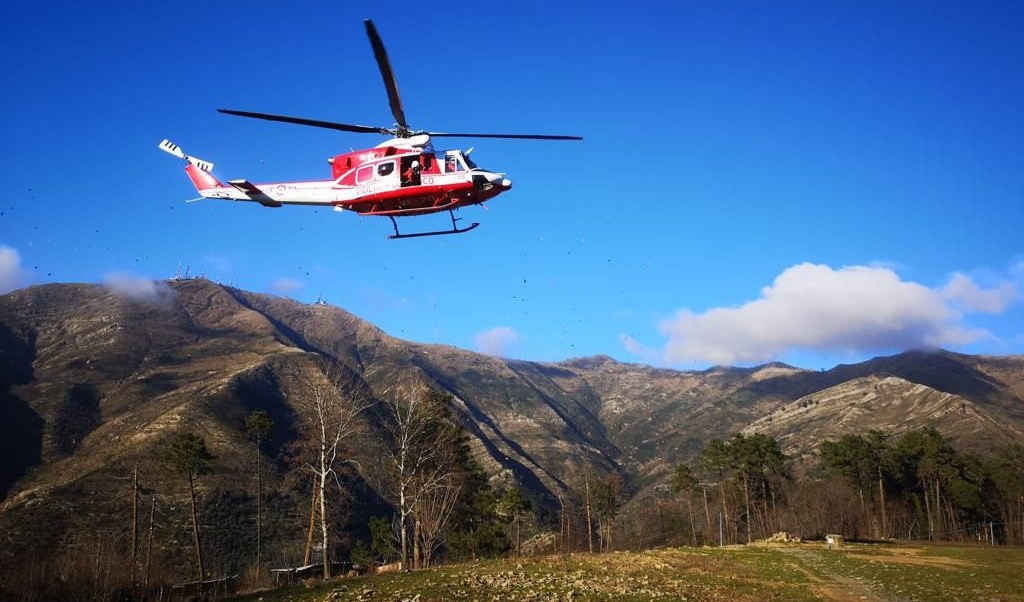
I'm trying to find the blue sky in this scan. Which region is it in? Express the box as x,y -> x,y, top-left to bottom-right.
1,1 -> 1022,369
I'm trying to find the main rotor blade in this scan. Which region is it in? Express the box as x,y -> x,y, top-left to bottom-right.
427,132 -> 583,140
364,20 -> 408,131
217,109 -> 388,135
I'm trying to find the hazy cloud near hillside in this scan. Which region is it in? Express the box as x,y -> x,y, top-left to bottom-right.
474,327 -> 522,357
270,277 -> 304,295
0,245 -> 28,294
103,271 -> 174,302
641,263 -> 1016,366
942,272 -> 1019,314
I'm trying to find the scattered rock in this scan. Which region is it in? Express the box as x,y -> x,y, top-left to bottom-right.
763,531 -> 802,543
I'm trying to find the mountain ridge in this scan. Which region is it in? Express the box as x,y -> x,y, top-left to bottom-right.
2,279 -> 1023,569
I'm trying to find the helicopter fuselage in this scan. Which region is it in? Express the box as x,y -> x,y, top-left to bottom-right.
187,140 -> 511,217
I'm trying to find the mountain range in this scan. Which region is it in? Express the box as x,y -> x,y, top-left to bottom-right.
2,279 -> 1023,568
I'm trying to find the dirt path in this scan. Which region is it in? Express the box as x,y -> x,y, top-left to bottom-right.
775,546 -> 894,602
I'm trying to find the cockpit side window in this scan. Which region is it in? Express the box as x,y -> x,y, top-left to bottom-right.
377,161 -> 395,177
444,153 -> 463,173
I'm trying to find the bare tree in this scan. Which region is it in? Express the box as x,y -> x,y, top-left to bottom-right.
292,359 -> 372,580
592,474 -> 623,552
414,474 -> 462,567
382,381 -> 461,569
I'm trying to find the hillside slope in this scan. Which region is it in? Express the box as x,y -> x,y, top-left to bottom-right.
2,280 -> 1023,574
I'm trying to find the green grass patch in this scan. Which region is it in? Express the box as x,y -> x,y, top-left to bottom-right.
810,543 -> 1024,601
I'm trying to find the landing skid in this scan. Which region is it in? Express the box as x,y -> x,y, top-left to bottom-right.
387,211 -> 479,240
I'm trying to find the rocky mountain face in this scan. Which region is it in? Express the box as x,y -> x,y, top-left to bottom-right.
1,279 -> 1023,568
743,375 -> 1024,464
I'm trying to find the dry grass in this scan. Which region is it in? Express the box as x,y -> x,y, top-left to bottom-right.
229,542 -> 1024,602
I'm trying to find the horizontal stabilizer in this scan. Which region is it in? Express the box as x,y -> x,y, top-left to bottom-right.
158,139 -> 185,159
158,139 -> 214,172
186,156 -> 214,173
228,179 -> 282,208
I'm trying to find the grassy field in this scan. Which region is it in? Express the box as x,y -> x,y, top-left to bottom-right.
233,543 -> 1024,601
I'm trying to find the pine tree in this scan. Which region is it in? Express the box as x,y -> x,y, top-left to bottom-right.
165,433 -> 215,580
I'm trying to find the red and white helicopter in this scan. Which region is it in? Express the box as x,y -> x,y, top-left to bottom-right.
159,20 -> 581,239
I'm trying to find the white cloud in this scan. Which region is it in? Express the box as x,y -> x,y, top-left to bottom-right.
650,263 -> 989,366
618,333 -> 659,363
0,245 -> 29,294
473,327 -> 522,357
270,277 -> 304,295
103,271 -> 174,302
1011,257 -> 1024,279
941,272 -> 1018,314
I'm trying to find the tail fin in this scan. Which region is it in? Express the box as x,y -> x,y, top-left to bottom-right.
158,139 -> 223,191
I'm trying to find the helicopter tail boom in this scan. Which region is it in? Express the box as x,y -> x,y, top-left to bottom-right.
185,163 -> 223,192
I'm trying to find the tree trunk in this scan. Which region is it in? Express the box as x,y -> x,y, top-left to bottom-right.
742,476 -> 752,544
558,495 -> 566,553
131,466 -> 138,589
566,503 -> 572,552
304,483 -> 317,566
413,515 -> 422,569
702,486 -> 712,530
585,475 -> 594,554
256,437 -> 262,575
188,472 -> 205,580
922,479 -> 934,541
760,479 -> 770,539
319,457 -> 330,579
686,495 -> 697,546
859,488 -> 867,537
515,512 -> 522,557
144,495 -> 155,590
878,468 -> 887,539
399,483 -> 408,569
718,479 -> 730,543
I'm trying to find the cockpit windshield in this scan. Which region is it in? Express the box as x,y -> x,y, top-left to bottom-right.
440,151 -> 476,173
